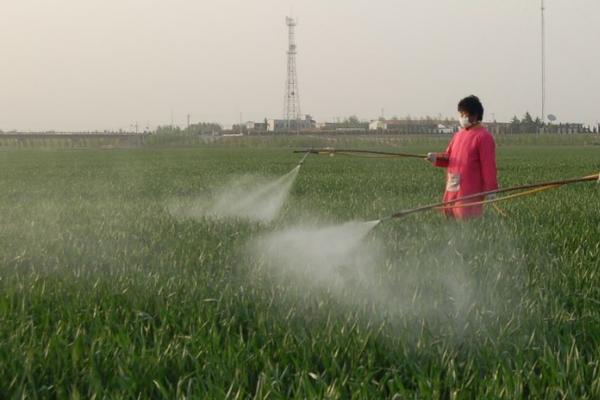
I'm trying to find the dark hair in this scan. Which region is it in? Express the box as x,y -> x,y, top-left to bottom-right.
458,95 -> 484,121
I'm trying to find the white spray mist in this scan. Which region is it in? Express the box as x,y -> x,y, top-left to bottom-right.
249,220 -> 382,295
246,218 -> 528,336
167,165 -> 300,223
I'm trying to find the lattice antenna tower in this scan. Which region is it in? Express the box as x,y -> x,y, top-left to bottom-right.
284,16 -> 301,132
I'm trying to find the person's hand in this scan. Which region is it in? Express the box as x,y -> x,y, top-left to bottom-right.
426,152 -> 437,163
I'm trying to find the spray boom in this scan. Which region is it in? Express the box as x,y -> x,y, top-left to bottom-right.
294,148 -> 427,159
383,173 -> 599,221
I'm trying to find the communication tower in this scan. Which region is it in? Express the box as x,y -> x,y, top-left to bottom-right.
284,17 -> 301,132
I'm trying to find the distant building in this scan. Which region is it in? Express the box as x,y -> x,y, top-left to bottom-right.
222,132 -> 244,137
543,123 -> 587,134
436,124 -> 454,134
267,115 -> 316,132
317,122 -> 368,132
486,121 -> 590,134
246,121 -> 268,132
486,122 -> 513,135
369,119 -> 458,134
368,120 -> 386,131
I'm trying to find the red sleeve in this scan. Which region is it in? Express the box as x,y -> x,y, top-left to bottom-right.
434,139 -> 453,168
478,133 -> 498,191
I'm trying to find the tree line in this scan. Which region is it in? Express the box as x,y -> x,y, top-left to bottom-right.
155,122 -> 222,136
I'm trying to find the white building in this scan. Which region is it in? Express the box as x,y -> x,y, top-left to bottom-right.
369,120 -> 387,130
436,124 -> 454,134
369,119 -> 458,133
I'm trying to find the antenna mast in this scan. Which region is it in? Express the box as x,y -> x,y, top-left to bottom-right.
284,16 -> 301,133
541,0 -> 546,128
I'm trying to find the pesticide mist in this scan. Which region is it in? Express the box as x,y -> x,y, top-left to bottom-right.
246,219 -> 527,331
167,166 -> 300,223
248,220 -> 384,297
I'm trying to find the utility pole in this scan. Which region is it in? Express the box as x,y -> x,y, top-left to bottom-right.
541,0 -> 546,131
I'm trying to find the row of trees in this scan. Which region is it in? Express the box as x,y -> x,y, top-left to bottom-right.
505,112 -> 598,134
349,111 -> 596,134
155,122 -> 222,136
342,115 -> 459,125
5,112 -> 592,135
508,112 -> 545,133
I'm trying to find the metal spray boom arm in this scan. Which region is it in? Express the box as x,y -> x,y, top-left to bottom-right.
293,148 -> 427,159
384,173 -> 599,220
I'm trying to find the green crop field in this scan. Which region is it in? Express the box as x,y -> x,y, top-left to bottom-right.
1,135 -> 599,398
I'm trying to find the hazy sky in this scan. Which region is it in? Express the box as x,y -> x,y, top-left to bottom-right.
1,0 -> 599,131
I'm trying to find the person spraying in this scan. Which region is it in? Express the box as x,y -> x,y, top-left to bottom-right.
427,95 -> 498,219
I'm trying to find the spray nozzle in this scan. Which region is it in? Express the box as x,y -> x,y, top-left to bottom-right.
297,149 -> 313,166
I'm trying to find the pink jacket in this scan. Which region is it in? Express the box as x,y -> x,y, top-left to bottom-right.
434,125 -> 498,219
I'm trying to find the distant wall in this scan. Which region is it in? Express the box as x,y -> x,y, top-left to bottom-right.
0,134 -> 148,149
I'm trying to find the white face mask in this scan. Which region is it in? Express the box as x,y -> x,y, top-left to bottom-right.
458,115 -> 471,128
